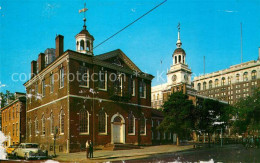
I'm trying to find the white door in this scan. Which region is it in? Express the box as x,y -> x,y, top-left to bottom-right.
113,124 -> 122,143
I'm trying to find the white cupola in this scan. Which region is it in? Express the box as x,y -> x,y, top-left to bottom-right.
75,16 -> 94,55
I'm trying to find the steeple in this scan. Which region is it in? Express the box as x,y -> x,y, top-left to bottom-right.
75,3 -> 94,55
176,22 -> 182,48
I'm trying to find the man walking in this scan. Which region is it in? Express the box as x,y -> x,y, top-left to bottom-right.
89,140 -> 93,158
86,140 -> 90,158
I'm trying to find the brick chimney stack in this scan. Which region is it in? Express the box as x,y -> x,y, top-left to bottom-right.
38,53 -> 45,72
55,35 -> 64,58
31,60 -> 37,78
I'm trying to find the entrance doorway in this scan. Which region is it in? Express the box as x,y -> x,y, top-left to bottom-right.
111,114 -> 125,144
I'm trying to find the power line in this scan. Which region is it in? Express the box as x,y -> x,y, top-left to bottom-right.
94,0 -> 167,49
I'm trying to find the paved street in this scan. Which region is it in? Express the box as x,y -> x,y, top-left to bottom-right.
53,144 -> 193,162
2,144 -> 259,162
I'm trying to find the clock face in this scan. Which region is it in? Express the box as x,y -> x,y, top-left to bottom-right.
172,75 -> 177,82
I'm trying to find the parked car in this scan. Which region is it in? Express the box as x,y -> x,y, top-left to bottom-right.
6,144 -> 19,155
12,143 -> 48,160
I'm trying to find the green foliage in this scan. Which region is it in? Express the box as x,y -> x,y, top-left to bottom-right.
0,90 -> 15,108
233,88 -> 260,134
158,91 -> 196,139
195,98 -> 232,134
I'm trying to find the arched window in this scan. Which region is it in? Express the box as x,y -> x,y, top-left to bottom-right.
59,110 -> 65,134
243,72 -> 248,81
203,82 -> 206,90
140,116 -> 146,135
86,40 -> 90,51
79,109 -> 89,133
98,110 -> 106,133
50,112 -> 54,135
209,80 -> 213,89
35,117 -> 38,136
236,74 -> 240,82
252,70 -> 257,80
175,56 -> 177,64
215,79 -> 219,87
80,40 -> 85,50
228,77 -> 231,85
197,83 -> 201,91
128,113 -> 135,135
42,115 -> 45,135
178,55 -> 181,63
221,77 -> 225,86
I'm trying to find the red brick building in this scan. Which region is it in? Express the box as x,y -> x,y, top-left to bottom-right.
24,23 -> 154,153
1,93 -> 26,147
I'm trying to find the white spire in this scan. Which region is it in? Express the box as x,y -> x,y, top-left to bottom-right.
176,22 -> 182,48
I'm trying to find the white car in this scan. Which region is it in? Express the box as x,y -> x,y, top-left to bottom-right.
13,143 -> 48,160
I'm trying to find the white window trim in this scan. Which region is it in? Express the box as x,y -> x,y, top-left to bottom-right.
128,116 -> 136,136
42,79 -> 45,97
59,110 -> 65,135
50,73 -> 54,94
59,66 -> 64,89
140,118 -> 147,136
98,113 -> 108,135
98,71 -> 107,91
79,67 -> 90,88
79,111 -> 90,135
132,80 -> 135,96
140,82 -> 147,99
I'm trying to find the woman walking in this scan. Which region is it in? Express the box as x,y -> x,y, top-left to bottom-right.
86,140 -> 90,158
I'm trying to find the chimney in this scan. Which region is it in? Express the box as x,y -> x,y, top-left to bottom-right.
55,35 -> 64,58
31,60 -> 37,78
37,53 -> 45,72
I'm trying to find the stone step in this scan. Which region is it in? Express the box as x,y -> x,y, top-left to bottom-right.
104,143 -> 141,150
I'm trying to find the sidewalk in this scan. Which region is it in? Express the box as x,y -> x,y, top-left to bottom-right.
53,144 -> 193,162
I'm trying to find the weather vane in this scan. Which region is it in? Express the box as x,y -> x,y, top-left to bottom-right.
79,2 -> 88,29
177,22 -> 180,32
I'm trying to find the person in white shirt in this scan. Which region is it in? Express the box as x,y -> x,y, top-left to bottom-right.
86,140 -> 90,158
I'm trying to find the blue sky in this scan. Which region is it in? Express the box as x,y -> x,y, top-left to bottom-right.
0,0 -> 260,93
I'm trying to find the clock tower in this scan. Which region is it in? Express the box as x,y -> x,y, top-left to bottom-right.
166,23 -> 192,93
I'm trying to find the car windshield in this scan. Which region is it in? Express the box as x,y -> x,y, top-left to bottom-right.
25,144 -> 38,148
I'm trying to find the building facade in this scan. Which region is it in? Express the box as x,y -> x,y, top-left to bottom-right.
1,93 -> 26,147
193,53 -> 260,105
24,21 -> 154,153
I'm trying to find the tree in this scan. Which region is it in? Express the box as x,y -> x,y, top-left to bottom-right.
0,90 -> 15,108
233,88 -> 260,135
158,91 -> 196,145
195,98 -> 233,147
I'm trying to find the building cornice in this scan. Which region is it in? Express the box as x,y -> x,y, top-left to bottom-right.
26,94 -> 153,113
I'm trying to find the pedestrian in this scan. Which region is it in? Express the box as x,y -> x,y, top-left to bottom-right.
89,140 -> 93,158
86,140 -> 90,158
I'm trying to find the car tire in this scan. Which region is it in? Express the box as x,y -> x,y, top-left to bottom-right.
12,152 -> 17,159
25,153 -> 29,160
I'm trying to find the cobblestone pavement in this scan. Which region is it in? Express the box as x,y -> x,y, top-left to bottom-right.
53,144 -> 193,162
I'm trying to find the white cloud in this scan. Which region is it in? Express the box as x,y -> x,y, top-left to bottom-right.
217,10 -> 238,13
131,8 -> 136,13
